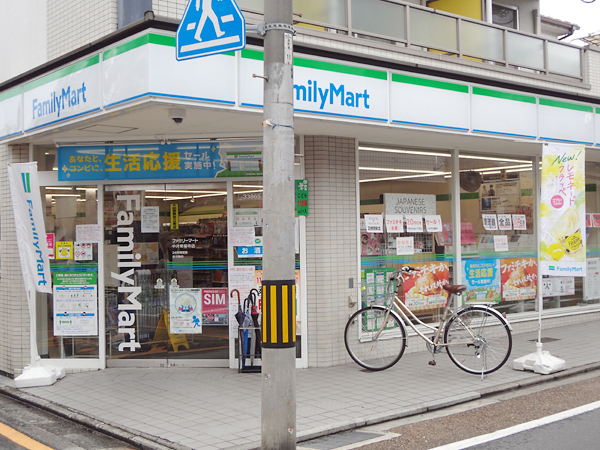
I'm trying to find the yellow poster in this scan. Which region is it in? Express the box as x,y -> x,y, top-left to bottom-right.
56,241 -> 73,259
540,143 -> 586,276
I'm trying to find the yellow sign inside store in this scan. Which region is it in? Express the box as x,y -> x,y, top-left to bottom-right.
170,203 -> 179,230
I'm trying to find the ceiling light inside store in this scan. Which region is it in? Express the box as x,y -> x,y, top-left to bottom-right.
458,155 -> 530,163
360,172 -> 451,183
359,167 -> 445,174
359,146 -> 451,157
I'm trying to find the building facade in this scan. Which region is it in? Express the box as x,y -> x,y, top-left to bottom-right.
1,0 -> 600,377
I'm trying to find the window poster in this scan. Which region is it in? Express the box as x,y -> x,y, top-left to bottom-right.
201,288 -> 228,326
585,258 -> 600,301
437,223 -> 477,246
497,214 -> 512,230
512,214 -> 527,230
56,241 -> 73,259
462,259 -> 501,303
74,242 -> 93,261
402,262 -> 449,310
383,193 -> 436,216
53,272 -> 98,336
385,215 -> 403,233
362,267 -> 395,308
493,235 -> 509,252
365,214 -> 384,233
479,180 -> 521,213
405,215 -> 423,233
361,232 -> 383,256
169,286 -> 203,334
540,143 -> 586,276
228,266 -> 255,335
500,257 -> 537,302
46,233 -> 55,259
587,214 -> 592,228
424,215 -> 442,232
141,206 -> 160,233
396,236 -> 414,255
482,214 -> 498,231
76,224 -> 103,243
593,214 -> 600,228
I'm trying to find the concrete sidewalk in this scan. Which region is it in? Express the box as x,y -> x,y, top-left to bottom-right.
1,320 -> 599,450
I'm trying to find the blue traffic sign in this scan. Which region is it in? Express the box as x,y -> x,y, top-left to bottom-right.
176,0 -> 246,60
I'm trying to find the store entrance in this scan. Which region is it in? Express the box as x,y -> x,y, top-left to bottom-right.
104,183 -> 229,367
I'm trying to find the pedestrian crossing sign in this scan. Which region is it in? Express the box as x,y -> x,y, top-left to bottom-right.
176,0 -> 246,60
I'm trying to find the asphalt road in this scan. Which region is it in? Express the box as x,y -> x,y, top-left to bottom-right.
0,392 -> 137,450
299,370 -> 600,450
467,406 -> 600,450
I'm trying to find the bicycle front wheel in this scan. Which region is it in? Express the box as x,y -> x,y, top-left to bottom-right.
344,306 -> 406,371
444,306 -> 512,375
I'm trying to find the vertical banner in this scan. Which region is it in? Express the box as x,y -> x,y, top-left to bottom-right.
7,163 -> 52,293
540,143 -> 586,276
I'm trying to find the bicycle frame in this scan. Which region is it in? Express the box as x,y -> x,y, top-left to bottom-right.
374,272 -> 477,349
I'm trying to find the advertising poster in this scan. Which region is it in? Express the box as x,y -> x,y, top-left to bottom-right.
201,288 -> 228,326
500,257 -> 537,302
403,262 -> 449,310
361,232 -> 383,256
540,143 -> 586,276
479,180 -> 521,213
56,241 -> 73,259
462,259 -> 501,302
46,233 -> 55,259
169,287 -> 202,334
53,272 -> 98,336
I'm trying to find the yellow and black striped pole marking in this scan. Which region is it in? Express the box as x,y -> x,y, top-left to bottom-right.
262,279 -> 296,348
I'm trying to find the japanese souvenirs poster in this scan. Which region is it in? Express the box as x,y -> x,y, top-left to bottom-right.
500,257 -> 537,302
462,259 -> 501,302
402,262 -> 449,310
540,143 -> 586,276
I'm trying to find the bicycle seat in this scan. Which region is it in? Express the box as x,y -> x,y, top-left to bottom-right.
443,284 -> 467,295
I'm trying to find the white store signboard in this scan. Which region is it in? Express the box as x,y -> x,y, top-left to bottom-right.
23,56 -> 101,131
2,30 -> 600,151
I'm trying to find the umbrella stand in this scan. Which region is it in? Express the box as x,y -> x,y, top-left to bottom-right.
239,289 -> 261,373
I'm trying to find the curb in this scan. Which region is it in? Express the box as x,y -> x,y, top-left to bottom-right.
2,362 -> 600,450
0,384 -> 191,450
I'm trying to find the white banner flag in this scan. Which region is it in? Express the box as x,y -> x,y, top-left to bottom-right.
8,162 -> 52,293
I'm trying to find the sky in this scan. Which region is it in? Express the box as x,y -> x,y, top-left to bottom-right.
540,0 -> 600,43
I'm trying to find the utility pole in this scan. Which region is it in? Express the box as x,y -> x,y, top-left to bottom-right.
260,0 -> 296,448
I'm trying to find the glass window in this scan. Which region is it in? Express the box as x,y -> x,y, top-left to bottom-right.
104,184 -> 229,361
231,181 -> 302,359
38,185 -> 100,358
492,3 -> 518,30
359,145 -> 453,324
458,152 -> 535,315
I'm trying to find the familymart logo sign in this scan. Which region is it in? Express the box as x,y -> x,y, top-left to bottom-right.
21,172 -> 31,193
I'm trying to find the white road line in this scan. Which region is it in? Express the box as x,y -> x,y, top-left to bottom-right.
430,400 -> 600,450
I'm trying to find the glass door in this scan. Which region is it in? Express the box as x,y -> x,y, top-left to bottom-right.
104,183 -> 229,367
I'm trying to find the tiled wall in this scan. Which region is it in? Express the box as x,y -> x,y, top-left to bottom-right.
47,0 -> 118,60
0,144 -> 31,377
304,136 -> 358,367
152,0 -> 187,19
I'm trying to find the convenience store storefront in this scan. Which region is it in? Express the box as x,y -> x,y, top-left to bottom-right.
3,23 -> 600,375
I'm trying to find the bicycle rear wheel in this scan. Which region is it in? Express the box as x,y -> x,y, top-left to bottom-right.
344,306 -> 406,371
444,306 -> 512,375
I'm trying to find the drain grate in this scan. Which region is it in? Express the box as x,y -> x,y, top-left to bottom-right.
300,431 -> 384,450
528,337 -> 560,343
